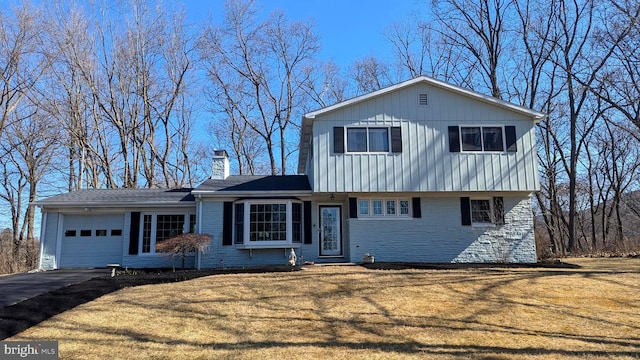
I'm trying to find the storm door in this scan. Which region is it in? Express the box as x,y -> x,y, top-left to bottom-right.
319,205 -> 342,256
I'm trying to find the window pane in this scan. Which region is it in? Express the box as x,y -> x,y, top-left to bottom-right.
250,203 -> 287,241
189,214 -> 197,233
142,215 -> 152,253
347,128 -> 367,152
64,230 -> 76,237
483,127 -> 504,151
368,128 -> 389,152
471,200 -> 492,223
386,200 -> 396,215
235,203 -> 244,244
155,215 -> 185,251
292,202 -> 302,243
96,230 -> 107,237
461,127 -> 482,151
399,200 -> 410,215
80,230 -> 91,237
111,229 -> 122,236
359,200 -> 369,215
372,200 -> 383,215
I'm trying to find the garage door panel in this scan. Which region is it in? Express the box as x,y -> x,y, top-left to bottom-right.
61,214 -> 124,268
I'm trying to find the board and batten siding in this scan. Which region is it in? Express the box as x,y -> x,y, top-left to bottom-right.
310,83 -> 540,193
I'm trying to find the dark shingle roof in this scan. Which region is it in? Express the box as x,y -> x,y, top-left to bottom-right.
194,175 -> 311,193
35,188 -> 195,207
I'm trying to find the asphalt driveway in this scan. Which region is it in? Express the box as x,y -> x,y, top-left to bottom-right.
0,269 -> 110,308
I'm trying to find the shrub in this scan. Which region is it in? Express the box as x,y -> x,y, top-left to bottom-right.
155,233 -> 211,269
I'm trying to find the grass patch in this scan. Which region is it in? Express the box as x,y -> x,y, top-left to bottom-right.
8,258 -> 640,359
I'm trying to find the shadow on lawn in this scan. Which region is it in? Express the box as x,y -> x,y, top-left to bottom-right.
0,266 -> 301,340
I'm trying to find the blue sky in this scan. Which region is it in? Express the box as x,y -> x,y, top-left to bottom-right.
184,0 -> 426,68
0,1 -> 427,231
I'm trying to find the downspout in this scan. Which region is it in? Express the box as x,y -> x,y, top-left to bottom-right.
196,194 -> 202,270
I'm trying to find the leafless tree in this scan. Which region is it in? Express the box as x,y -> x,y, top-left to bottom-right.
200,0 -> 320,175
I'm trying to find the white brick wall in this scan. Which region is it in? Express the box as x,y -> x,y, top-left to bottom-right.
348,196 -> 536,263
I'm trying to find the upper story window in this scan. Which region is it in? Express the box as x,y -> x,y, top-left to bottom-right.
334,126 -> 402,154
449,125 -> 517,153
461,126 -> 504,151
233,200 -> 303,247
347,127 -> 389,152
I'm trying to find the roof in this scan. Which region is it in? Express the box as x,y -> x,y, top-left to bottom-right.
297,75 -> 548,174
193,175 -> 311,196
34,188 -> 195,208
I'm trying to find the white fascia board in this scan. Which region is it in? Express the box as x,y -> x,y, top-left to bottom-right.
193,190 -> 313,197
36,202 -> 196,209
303,76 -> 547,122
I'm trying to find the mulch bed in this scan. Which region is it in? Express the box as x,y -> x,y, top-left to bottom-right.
0,261 -> 578,340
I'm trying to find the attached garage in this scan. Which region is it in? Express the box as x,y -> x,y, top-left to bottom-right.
59,214 -> 124,268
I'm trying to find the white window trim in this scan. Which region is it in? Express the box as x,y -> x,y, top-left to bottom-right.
345,127 -> 391,153
470,198 -> 496,227
459,125 -> 506,153
358,197 -> 412,219
138,211 -> 195,255
234,199 -> 303,249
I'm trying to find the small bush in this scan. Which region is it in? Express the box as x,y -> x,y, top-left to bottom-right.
155,233 -> 211,269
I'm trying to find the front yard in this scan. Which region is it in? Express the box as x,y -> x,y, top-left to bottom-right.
9,258 -> 640,359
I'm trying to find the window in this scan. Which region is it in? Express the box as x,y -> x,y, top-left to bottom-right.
399,200 -> 410,215
111,229 -> 122,236
233,200 -> 304,247
96,230 -> 107,237
139,212 -> 193,254
461,126 -> 507,151
335,126 -> 402,154
359,198 -> 411,218
80,230 -> 91,237
372,200 -> 383,215
359,200 -> 370,215
64,230 -> 76,237
450,126 -> 516,153
461,197 -> 504,226
471,199 -> 493,224
347,127 -> 388,152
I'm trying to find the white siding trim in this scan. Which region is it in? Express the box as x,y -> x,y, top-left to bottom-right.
38,212 -> 47,270
54,214 -> 64,269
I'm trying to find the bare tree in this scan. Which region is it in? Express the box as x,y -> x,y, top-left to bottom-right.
200,0 -> 320,175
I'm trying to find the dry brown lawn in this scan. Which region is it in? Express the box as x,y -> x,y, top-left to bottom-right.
10,257 -> 640,359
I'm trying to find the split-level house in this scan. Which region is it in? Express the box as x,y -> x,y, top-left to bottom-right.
36,76 -> 545,269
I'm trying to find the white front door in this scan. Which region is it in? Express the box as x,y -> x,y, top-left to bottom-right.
319,205 -> 342,256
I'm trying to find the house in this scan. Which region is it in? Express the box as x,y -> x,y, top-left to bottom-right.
36,76 -> 545,270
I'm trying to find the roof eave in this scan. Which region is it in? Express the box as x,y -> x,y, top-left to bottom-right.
192,190 -> 313,197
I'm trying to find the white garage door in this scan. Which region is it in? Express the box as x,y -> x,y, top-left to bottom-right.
60,214 -> 124,268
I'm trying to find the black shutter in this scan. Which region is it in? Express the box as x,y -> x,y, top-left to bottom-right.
391,127 -> 403,153
303,201 -> 312,244
448,126 -> 460,152
349,197 -> 358,218
128,212 -> 140,255
412,197 -> 421,218
334,127 -> 345,153
222,202 -> 233,245
505,126 -> 517,152
493,197 -> 505,225
461,197 -> 471,226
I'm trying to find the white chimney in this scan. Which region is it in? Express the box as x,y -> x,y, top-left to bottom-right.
211,150 -> 229,180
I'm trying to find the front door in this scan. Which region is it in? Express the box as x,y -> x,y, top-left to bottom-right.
319,205 -> 342,256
